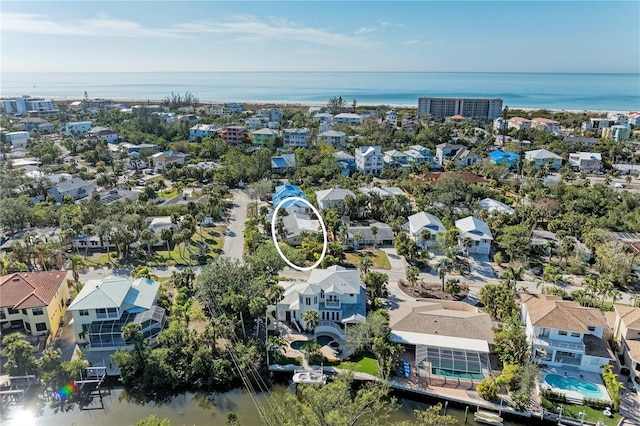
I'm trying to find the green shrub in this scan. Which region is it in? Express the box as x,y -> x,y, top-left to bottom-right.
541,389 -> 566,402
583,397 -> 609,410
477,377 -> 498,401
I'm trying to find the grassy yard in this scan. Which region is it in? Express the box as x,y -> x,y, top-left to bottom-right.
158,188 -> 180,198
344,250 -> 391,269
541,398 -> 622,426
331,352 -> 379,376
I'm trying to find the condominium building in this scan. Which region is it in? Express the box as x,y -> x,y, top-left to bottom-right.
1,96 -> 55,115
418,97 -> 503,119
283,128 -> 310,147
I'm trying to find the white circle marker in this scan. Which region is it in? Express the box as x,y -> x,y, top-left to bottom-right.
271,196 -> 328,271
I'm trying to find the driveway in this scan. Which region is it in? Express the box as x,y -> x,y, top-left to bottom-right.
222,189 -> 251,262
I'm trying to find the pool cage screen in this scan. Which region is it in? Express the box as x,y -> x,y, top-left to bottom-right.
416,345 -> 491,379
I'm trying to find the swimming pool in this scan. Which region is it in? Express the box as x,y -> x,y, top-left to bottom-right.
290,336 -> 334,350
545,374 -> 604,399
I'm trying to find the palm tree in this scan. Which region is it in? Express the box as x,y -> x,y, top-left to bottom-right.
67,254 -> 87,284
406,266 -> 420,295
265,285 -> 285,305
302,309 -> 319,339
160,228 -> 173,259
501,262 -> 525,299
370,225 -> 379,249
435,257 -> 453,292
358,253 -> 372,277
353,231 -> 364,250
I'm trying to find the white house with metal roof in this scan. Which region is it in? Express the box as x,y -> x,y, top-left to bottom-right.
524,149 -> 563,170
404,212 -> 446,249
48,177 -> 94,202
274,266 -> 366,336
477,198 -> 515,215
67,276 -> 166,351
455,216 -> 493,255
315,187 -> 355,210
317,129 -> 346,146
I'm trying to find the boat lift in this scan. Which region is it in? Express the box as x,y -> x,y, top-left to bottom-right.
74,366 -> 109,411
0,374 -> 35,406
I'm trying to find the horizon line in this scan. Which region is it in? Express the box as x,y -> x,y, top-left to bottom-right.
2,70 -> 638,75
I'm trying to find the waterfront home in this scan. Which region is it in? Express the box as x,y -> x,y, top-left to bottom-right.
520,293 -> 613,372
455,216 -> 492,255
569,152 -> 602,173
317,130 -> 346,146
355,146 -> 384,175
0,271 -> 70,347
612,305 -> 640,384
531,117 -> 561,134
508,116 -> 532,130
404,212 -> 446,249
49,177 -> 94,203
85,126 -> 119,143
251,128 -> 280,147
272,183 -> 309,214
333,113 -> 363,125
151,150 -> 187,172
489,150 -> 520,169
283,128 -> 310,148
477,198 -> 515,215
189,123 -> 220,141
280,213 -> 321,246
220,126 -> 248,145
4,131 -> 30,149
68,276 -> 166,351
344,222 -> 394,248
64,121 -> 93,138
602,124 -> 631,142
271,153 -> 296,174
390,299 -> 494,379
315,187 -> 355,210
17,117 -> 56,134
524,149 -> 563,170
274,265 -> 365,336
334,150 -> 356,176
435,143 -> 465,165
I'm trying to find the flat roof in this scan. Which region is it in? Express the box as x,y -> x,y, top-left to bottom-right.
391,330 -> 490,353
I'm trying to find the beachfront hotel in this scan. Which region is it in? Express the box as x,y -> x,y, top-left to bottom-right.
418,97 -> 503,119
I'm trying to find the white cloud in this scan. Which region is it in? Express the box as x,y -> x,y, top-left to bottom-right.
380,21 -> 404,28
355,26 -> 375,35
1,12 -> 379,50
401,39 -> 436,46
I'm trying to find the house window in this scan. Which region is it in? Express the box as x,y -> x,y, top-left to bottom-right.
8,308 -> 19,315
314,296 -> 318,304
32,307 -> 44,316
107,307 -> 118,317
79,309 -> 89,317
588,326 -> 595,332
22,309 -> 28,315
305,297 -> 311,306
571,332 -> 580,338
36,323 -> 47,332
558,330 -> 568,336
24,322 -> 31,332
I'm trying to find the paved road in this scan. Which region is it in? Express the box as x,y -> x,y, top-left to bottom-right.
222,189 -> 251,262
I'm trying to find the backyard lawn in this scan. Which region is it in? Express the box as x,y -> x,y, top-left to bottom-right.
344,250 -> 391,269
542,398 -> 622,426
332,352 -> 379,376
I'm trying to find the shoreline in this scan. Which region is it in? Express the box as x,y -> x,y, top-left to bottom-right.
45,96 -> 630,115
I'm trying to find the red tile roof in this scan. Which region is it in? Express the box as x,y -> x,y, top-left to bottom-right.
0,271 -> 68,309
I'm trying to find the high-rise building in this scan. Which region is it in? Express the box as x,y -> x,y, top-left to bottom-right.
418,97 -> 503,119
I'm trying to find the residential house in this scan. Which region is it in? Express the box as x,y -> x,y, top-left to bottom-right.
385,109 -> 398,126
520,293 -> 613,373
315,187 -> 355,210
245,116 -> 267,129
451,148 -> 480,168
345,222 -> 394,248
404,148 -> 435,165
64,121 -> 93,137
602,124 -> 631,142
85,126 -> 119,143
333,113 -> 363,125
317,130 -> 346,146
524,149 -> 563,170
359,186 -> 406,198
612,305 -> 640,383
607,112 -> 628,126
271,153 -> 296,174
220,126 -> 248,145
532,117 -> 561,134
582,118 -> 614,133
508,117 -> 532,130
478,198 -> 515,215
49,177 -> 94,203
17,117 -> 56,134
404,212 -> 446,249
151,151 -> 187,172
146,216 -> 178,243
223,103 -> 244,114
569,152 -> 602,173
455,216 -> 493,255
334,151 -> 356,176
435,143 -> 465,165
355,145 -> 384,175
283,128 -> 310,148
280,213 -> 321,246
493,117 -> 508,132
72,233 -> 116,251
4,131 -> 30,149
272,183 -> 309,213
489,150 -> 520,169
0,271 -> 70,346
312,112 -> 333,123
274,265 -> 366,334
258,108 -> 283,123
67,276 -> 166,351
251,128 -> 280,147
390,299 -> 494,379
384,149 -> 409,167
189,124 -> 220,141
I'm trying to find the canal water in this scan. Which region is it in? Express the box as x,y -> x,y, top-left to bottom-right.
2,384 -> 532,426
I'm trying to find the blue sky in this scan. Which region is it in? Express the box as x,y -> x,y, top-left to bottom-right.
1,1 -> 638,73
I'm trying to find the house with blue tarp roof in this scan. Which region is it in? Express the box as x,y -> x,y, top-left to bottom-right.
489,150 -> 520,169
272,182 -> 309,213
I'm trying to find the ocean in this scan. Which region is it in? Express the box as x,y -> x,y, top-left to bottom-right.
1,72 -> 638,111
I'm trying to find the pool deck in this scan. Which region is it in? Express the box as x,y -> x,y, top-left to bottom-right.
541,367 -> 610,403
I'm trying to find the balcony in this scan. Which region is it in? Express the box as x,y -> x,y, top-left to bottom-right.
534,337 -> 585,353
324,300 -> 340,308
